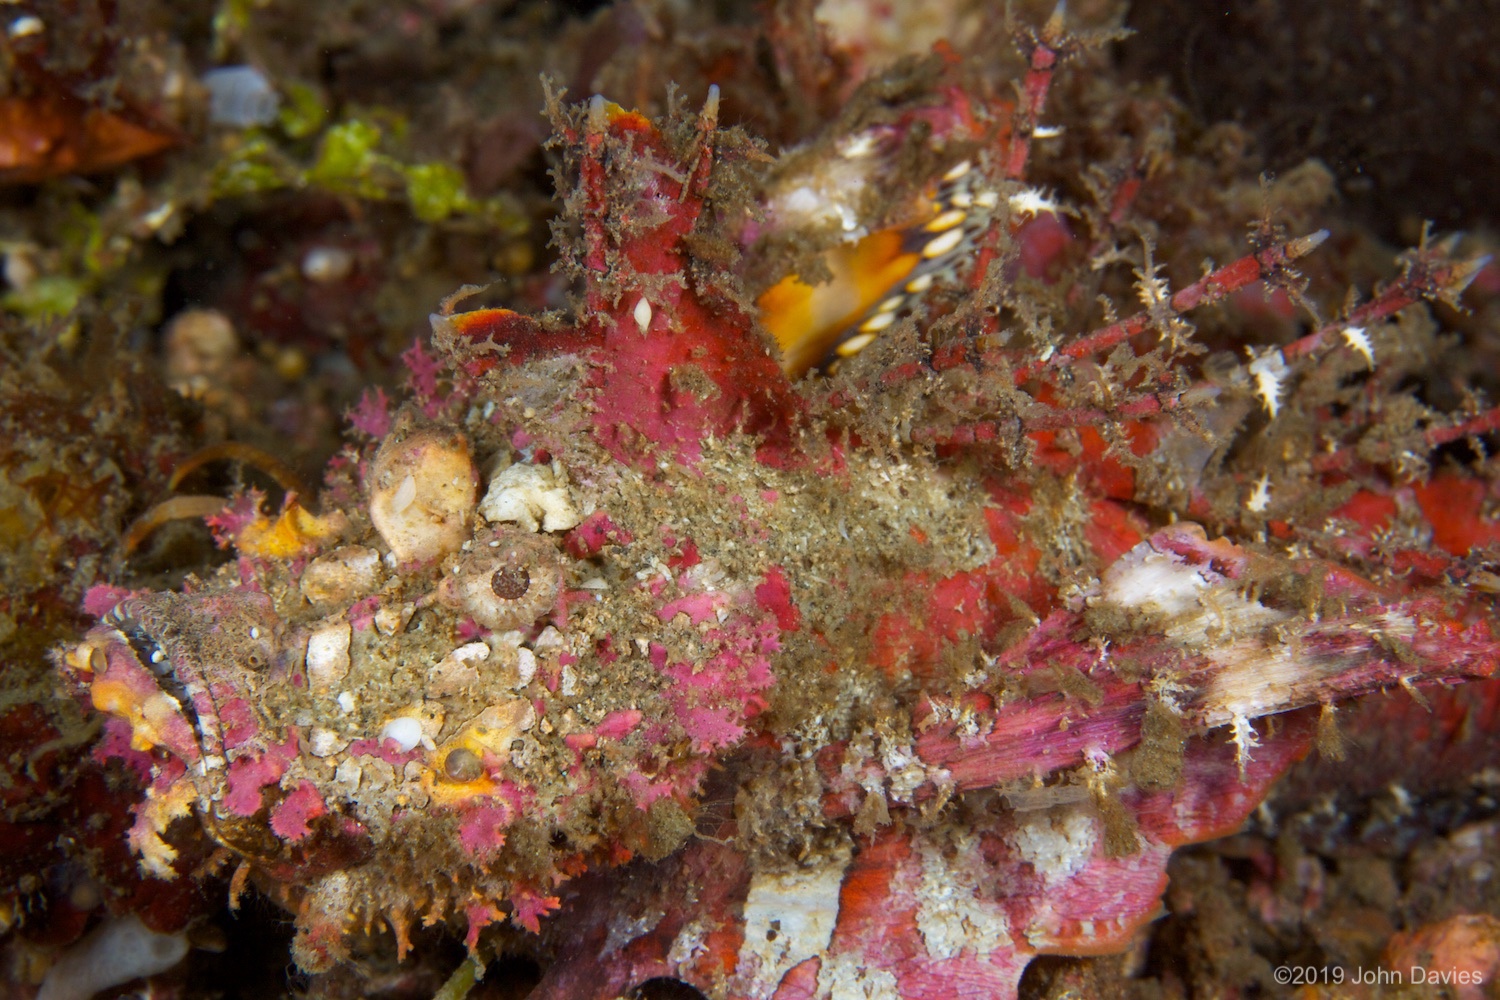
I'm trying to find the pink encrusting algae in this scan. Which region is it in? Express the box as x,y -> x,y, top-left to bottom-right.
49,8 -> 1500,999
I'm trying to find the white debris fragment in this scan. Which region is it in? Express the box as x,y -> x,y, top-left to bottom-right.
479,461 -> 582,532
458,700 -> 536,750
451,641 -> 492,666
308,727 -> 348,758
1247,347 -> 1289,418
515,646 -> 538,687
532,625 -> 566,650
942,159 -> 972,182
304,622 -> 352,692
300,545 -> 381,606
337,691 -> 356,714
1341,325 -> 1376,369
1246,473 -> 1272,514
838,133 -> 877,159
373,603 -> 414,636
426,641 -> 491,697
334,757 -> 362,794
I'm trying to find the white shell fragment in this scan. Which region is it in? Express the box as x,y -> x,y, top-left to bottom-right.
308,727 -> 348,758
368,425 -> 479,563
479,460 -> 582,532
300,545 -> 381,606
373,603 -> 414,636
426,641 -> 491,698
515,647 -> 538,687
462,700 -> 537,748
379,717 -> 425,753
305,622 -> 352,692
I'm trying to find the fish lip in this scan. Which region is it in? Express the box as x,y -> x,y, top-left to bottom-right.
99,598 -> 223,759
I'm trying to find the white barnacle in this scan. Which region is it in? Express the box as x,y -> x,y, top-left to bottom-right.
1341,325 -> 1375,369
1245,473 -> 1272,514
436,530 -> 564,630
1246,347 -> 1289,418
1007,187 -> 1061,217
633,297 -> 653,334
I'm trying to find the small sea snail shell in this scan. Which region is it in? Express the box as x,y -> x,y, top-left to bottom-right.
437,530 -> 562,631
441,747 -> 485,782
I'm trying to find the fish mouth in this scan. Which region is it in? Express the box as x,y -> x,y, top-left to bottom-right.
88,599 -> 215,762
106,603 -> 204,739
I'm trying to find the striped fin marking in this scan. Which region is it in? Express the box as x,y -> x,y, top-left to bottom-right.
759,160 -> 996,377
